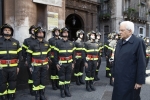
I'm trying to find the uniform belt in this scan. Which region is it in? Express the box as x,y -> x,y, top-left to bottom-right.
59,56 -> 72,61
0,59 -> 18,64
76,53 -> 82,56
87,55 -> 98,58
32,58 -> 48,63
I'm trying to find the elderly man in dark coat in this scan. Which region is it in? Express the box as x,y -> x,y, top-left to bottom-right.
112,21 -> 146,100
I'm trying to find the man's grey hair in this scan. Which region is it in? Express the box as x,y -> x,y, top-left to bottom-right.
120,21 -> 134,34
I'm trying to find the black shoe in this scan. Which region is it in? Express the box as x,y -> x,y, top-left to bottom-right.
76,77 -> 81,85
60,85 -> 65,98
40,89 -> 47,100
51,80 -> 57,90
29,84 -> 35,96
79,76 -> 85,84
89,80 -> 96,91
64,84 -> 71,97
1,95 -> 7,100
35,91 -> 40,100
8,94 -> 14,100
86,81 -> 91,92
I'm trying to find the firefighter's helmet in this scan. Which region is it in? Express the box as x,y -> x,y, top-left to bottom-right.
87,30 -> 96,40
52,27 -> 60,36
76,30 -> 84,38
60,27 -> 69,37
29,25 -> 36,34
34,26 -> 46,38
1,24 -> 14,36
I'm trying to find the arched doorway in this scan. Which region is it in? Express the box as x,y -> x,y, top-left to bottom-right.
65,14 -> 84,41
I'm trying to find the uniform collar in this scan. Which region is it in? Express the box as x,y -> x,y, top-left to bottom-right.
36,39 -> 44,43
2,36 -> 12,41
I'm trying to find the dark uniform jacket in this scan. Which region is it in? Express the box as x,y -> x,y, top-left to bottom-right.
22,36 -> 35,61
54,39 -> 76,65
0,37 -> 22,68
27,39 -> 51,68
112,34 -> 146,100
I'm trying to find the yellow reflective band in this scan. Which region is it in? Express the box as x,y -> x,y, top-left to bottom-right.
72,47 -> 76,51
33,85 -> 40,90
74,73 -> 79,76
0,90 -> 7,96
47,48 -> 51,52
86,49 -> 99,52
59,50 -> 73,53
51,75 -> 56,79
106,67 -> 110,70
109,73 -> 112,77
54,47 -> 59,51
28,79 -> 33,84
86,58 -> 98,61
76,48 -> 84,50
65,81 -> 70,84
0,51 -> 7,54
59,59 -> 73,63
59,81 -> 65,85
27,49 -> 33,54
96,69 -> 99,72
85,76 -> 91,81
9,51 -> 17,54
51,55 -> 54,58
32,52 -> 47,55
75,56 -> 81,59
56,75 -> 59,79
90,77 -> 94,80
78,72 -> 83,76
8,89 -> 16,94
17,48 -> 22,52
32,62 -> 48,66
22,44 -> 28,49
51,46 -> 55,49
0,63 -> 18,67
39,85 -> 45,89
99,46 -> 104,50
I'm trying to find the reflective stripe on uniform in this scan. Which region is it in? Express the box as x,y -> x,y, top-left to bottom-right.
39,85 -> 45,89
22,44 -> 28,49
85,49 -> 99,52
32,51 -> 47,55
85,76 -> 91,81
33,85 -> 40,90
106,67 -> 110,70
74,73 -> 80,76
76,48 -> 84,50
78,72 -> 83,76
0,63 -> 18,67
0,90 -> 7,96
8,89 -> 16,94
28,79 -> 33,84
32,62 -> 48,66
109,73 -> 112,77
86,58 -> 98,61
65,81 -> 70,84
56,75 -> 59,79
75,56 -> 82,59
59,59 -> 73,63
17,47 -> 22,52
51,75 -> 56,80
27,49 -> 33,54
90,77 -> 94,80
59,81 -> 65,85
96,69 -> 99,72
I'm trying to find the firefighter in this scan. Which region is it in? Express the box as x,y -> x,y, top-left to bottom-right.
144,37 -> 150,76
0,24 -> 22,100
74,30 -> 85,85
27,27 -> 51,100
84,31 -> 100,92
95,32 -> 103,81
48,27 -> 60,90
54,27 -> 75,98
22,25 -> 36,96
104,33 -> 113,78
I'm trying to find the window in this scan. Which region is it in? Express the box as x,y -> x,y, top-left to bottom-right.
139,5 -> 145,18
138,27 -> 145,38
104,25 -> 109,33
124,0 -> 130,11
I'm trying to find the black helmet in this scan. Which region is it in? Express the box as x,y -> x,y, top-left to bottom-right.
1,24 -> 14,36
29,25 -> 36,34
52,27 -> 60,36
34,26 -> 46,38
76,30 -> 84,38
60,27 -> 69,37
96,32 -> 101,36
87,30 -> 96,40
144,37 -> 150,43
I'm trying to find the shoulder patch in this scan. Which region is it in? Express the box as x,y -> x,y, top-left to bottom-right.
13,42 -> 17,45
45,44 -> 48,46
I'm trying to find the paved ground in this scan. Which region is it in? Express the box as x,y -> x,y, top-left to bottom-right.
15,58 -> 150,100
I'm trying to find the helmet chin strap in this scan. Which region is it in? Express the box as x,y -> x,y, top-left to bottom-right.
3,33 -> 12,37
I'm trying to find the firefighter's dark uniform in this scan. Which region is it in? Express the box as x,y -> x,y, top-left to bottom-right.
74,38 -> 85,85
104,35 -> 113,78
95,38 -> 103,81
27,27 -> 51,100
84,31 -> 100,92
48,37 -> 60,90
0,24 -> 22,100
54,27 -> 75,98
22,25 -> 36,95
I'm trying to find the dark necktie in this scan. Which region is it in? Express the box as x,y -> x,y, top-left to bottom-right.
123,40 -> 126,44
